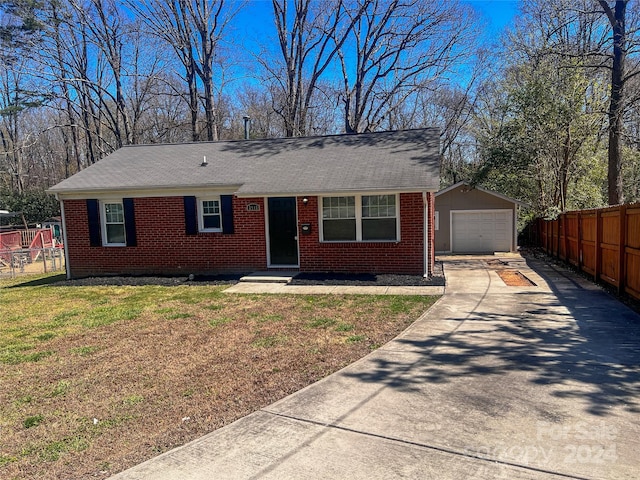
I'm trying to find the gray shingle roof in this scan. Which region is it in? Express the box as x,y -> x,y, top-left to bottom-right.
48,129 -> 441,196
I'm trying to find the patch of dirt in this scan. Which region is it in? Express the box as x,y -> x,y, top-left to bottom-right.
496,269 -> 536,287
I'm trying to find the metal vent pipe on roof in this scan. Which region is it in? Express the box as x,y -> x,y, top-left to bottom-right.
243,115 -> 250,140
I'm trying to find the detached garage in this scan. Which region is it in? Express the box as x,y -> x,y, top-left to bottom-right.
435,182 -> 527,254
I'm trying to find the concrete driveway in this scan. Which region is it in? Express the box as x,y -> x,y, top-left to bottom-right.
111,256 -> 640,479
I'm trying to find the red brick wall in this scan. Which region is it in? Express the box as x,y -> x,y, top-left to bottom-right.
63,196 -> 268,277
297,193 -> 426,275
63,192 -> 429,278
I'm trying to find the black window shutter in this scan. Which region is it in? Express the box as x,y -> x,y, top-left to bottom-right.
221,195 -> 234,234
123,198 -> 137,247
184,196 -> 198,235
87,199 -> 101,247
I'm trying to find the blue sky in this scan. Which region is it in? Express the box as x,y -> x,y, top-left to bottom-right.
229,0 -> 521,88
470,0 -> 519,34
235,0 -> 520,40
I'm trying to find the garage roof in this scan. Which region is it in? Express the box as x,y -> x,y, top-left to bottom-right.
437,182 -> 529,207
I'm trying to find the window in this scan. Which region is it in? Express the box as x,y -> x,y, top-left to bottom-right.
199,198 -> 222,232
102,202 -> 126,245
322,196 -> 356,241
362,195 -> 397,240
321,194 -> 398,242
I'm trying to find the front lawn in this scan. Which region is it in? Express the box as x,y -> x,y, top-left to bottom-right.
0,273 -> 438,479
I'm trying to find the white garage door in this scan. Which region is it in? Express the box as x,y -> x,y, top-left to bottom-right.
452,210 -> 512,253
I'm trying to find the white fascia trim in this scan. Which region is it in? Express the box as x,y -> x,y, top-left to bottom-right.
235,188 -> 434,198
50,185 -> 243,200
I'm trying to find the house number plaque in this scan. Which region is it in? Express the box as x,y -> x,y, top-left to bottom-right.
246,203 -> 261,212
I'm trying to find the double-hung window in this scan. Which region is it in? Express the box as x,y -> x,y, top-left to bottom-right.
198,198 -> 222,232
322,196 -> 356,241
321,194 -> 398,242
102,202 -> 126,246
362,195 -> 397,240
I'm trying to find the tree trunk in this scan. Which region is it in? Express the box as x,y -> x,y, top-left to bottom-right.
599,0 -> 627,205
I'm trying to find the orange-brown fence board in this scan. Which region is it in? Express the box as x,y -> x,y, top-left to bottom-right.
600,209 -> 621,288
580,211 -> 597,276
565,213 -> 579,267
625,206 -> 640,300
536,203 -> 640,301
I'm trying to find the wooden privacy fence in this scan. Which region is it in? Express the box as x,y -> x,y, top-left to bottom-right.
536,203 -> 640,301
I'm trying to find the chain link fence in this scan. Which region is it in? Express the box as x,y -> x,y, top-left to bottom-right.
0,247 -> 66,279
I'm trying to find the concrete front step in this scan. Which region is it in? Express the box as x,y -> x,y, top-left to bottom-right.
239,271 -> 299,284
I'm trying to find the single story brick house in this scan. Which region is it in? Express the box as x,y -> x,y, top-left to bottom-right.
48,129 -> 441,279
435,181 -> 527,254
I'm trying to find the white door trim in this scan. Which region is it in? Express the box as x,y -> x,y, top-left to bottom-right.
265,196 -> 300,268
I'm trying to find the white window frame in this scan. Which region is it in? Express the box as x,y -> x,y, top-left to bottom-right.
198,197 -> 222,232
101,200 -> 126,246
319,194 -> 400,242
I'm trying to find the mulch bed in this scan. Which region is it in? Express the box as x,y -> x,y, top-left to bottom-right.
34,262 -> 446,288
289,261 -> 445,286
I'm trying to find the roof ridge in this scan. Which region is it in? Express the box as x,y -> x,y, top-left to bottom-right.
117,127 -> 441,149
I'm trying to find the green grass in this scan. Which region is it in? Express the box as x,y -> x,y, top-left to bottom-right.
346,335 -> 366,343
70,346 -> 100,356
35,332 -> 56,342
122,394 -> 144,406
251,335 -> 287,348
307,317 -> 337,328
0,275 -> 230,357
27,436 -> 90,462
23,415 -> 44,429
49,380 -> 71,398
335,323 -> 355,332
0,348 -> 53,365
166,312 -> 193,320
0,454 -> 18,466
0,272 -> 440,478
209,316 -> 233,327
385,296 -> 428,314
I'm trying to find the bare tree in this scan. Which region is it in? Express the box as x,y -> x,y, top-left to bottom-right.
0,1 -> 47,194
130,0 -> 239,142
337,0 -> 476,133
264,0 -> 364,136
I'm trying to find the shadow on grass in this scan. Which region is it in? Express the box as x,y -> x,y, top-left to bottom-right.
4,273 -> 244,288
4,274 -> 67,288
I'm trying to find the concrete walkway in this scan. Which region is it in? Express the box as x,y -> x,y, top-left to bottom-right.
223,270 -> 445,296
110,256 -> 640,479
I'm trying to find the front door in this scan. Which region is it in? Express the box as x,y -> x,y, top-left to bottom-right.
268,197 -> 299,266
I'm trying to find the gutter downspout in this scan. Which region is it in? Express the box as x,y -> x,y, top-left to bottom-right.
423,191 -> 430,278
56,194 -> 71,280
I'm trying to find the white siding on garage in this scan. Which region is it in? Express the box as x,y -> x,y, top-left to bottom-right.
451,210 -> 512,253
